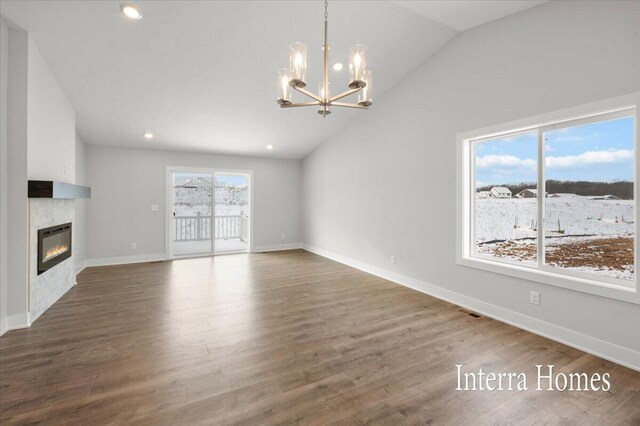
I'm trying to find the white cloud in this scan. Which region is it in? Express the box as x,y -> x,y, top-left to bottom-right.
546,149 -> 633,168
477,149 -> 633,171
476,155 -> 536,169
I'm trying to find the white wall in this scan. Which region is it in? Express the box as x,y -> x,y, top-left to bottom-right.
6,25 -> 29,328
303,0 -> 640,366
27,37 -> 75,183
0,17 -> 9,334
85,145 -> 302,262
74,132 -> 86,272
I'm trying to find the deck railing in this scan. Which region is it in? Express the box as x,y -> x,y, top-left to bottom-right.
174,213 -> 248,242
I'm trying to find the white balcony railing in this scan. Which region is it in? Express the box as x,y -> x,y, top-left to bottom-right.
173,213 -> 248,242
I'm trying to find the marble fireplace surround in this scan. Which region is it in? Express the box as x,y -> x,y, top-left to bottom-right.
29,199 -> 75,322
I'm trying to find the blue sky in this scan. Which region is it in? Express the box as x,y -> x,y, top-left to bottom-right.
475,116 -> 635,187
216,174 -> 247,186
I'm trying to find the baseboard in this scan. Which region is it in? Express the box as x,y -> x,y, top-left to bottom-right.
302,244 -> 640,372
75,259 -> 86,277
84,253 -> 167,268
83,245 -> 304,267
4,312 -> 30,333
252,243 -> 303,253
3,263 -> 81,337
0,317 -> 7,337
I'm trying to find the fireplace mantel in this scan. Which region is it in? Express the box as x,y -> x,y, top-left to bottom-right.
28,180 -> 91,199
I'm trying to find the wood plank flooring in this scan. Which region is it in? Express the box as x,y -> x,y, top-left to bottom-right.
1,249 -> 639,425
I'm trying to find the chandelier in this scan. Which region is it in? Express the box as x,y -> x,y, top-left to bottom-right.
277,0 -> 373,117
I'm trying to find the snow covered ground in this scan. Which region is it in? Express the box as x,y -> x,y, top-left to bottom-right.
475,198 -> 634,242
475,197 -> 635,280
173,187 -> 248,216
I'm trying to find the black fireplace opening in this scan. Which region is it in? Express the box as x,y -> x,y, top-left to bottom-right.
38,222 -> 72,275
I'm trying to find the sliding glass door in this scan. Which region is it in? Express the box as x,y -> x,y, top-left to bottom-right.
169,169 -> 251,257
171,172 -> 214,256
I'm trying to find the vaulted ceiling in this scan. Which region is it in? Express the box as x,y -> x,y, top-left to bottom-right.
0,1 -> 545,159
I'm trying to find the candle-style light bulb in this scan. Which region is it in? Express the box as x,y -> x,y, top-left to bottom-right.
289,42 -> 307,88
318,82 -> 331,101
348,45 -> 367,89
277,69 -> 292,105
317,82 -> 331,115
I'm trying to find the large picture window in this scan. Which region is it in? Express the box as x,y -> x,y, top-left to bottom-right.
461,103 -> 638,299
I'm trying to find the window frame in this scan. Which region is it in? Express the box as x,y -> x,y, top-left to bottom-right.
456,93 -> 639,304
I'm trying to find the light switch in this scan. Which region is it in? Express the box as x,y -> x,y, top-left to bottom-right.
151,205 -> 159,211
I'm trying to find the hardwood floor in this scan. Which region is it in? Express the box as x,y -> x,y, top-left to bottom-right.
1,250 -> 639,425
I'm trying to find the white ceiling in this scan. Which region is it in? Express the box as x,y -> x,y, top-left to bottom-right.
394,1 -> 547,32
0,1 -> 544,159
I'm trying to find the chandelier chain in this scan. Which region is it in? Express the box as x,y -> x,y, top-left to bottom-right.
324,0 -> 328,22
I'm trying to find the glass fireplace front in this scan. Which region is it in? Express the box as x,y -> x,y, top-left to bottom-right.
38,222 -> 72,275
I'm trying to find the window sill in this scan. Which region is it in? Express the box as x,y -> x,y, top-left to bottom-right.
459,256 -> 638,304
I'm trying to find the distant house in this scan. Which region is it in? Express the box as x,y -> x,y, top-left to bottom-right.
515,188 -> 547,198
490,187 -> 512,199
586,195 -> 621,201
549,193 -> 580,198
476,191 -> 492,199
515,189 -> 536,198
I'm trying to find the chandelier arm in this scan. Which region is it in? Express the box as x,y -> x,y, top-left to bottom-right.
329,87 -> 362,103
293,85 -> 324,103
280,101 -> 322,108
329,101 -> 369,110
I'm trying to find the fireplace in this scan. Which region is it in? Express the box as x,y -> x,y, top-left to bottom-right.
37,222 -> 72,275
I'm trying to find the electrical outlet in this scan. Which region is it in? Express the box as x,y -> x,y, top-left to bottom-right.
529,291 -> 540,305
130,243 -> 137,250
151,205 -> 159,211
390,256 -> 396,264
281,234 -> 286,241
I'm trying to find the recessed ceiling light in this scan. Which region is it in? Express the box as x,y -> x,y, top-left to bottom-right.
332,62 -> 343,71
143,132 -> 154,140
120,3 -> 142,20
266,145 -> 274,150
